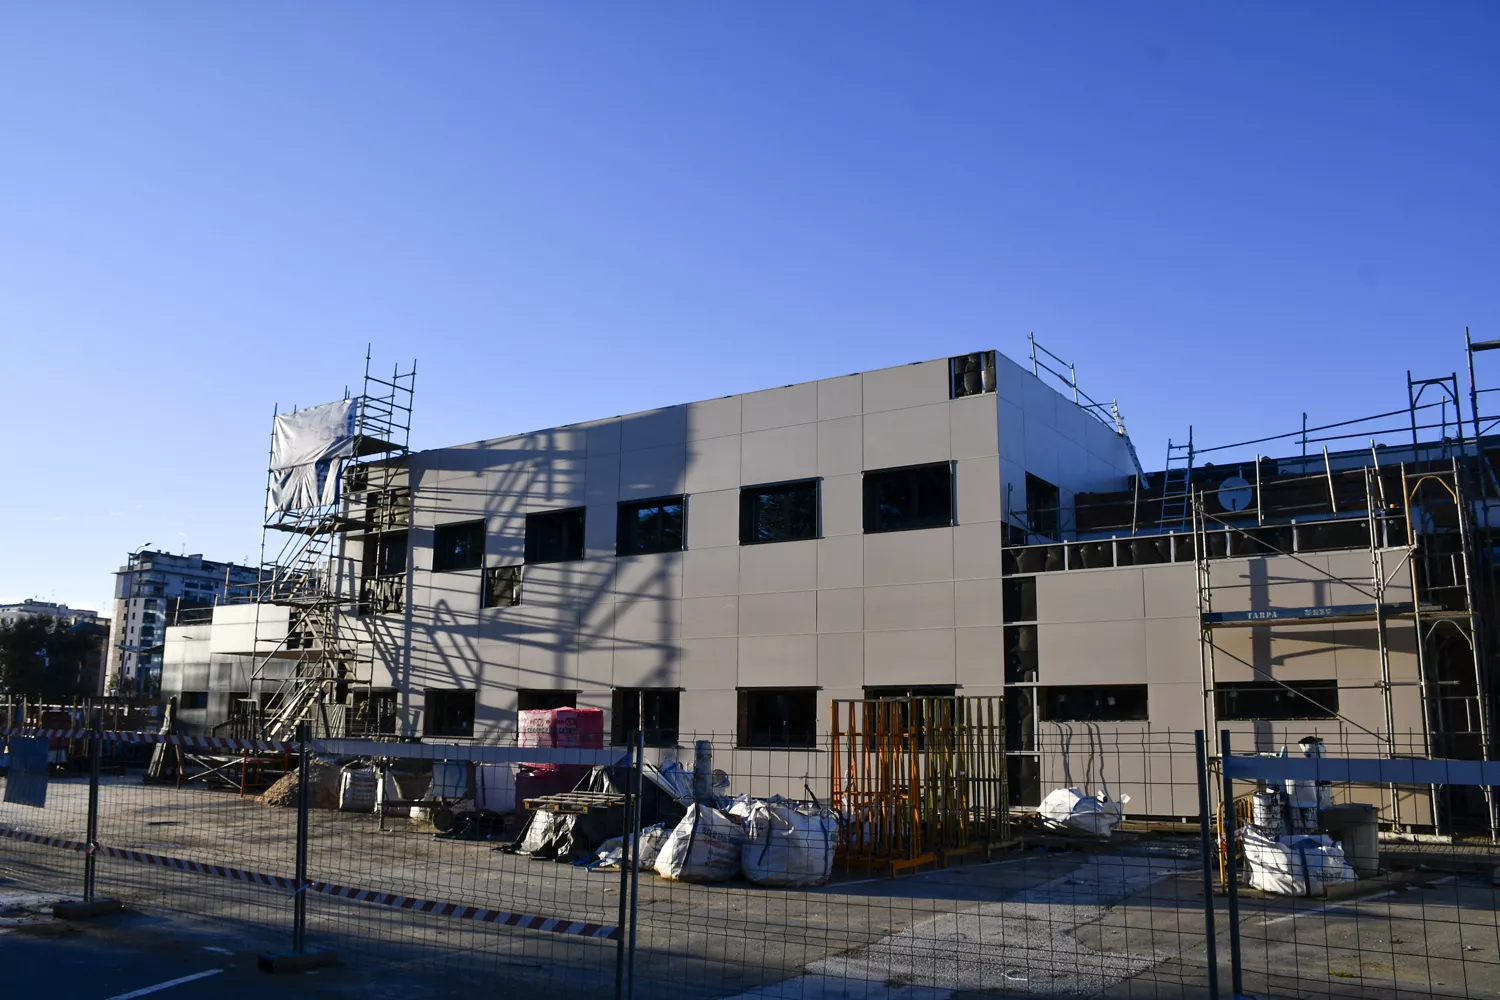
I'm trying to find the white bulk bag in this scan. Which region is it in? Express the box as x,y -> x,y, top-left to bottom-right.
1037,787 -> 1129,837
338,767 -> 378,813
654,804 -> 747,882
1243,831 -> 1356,895
741,801 -> 837,887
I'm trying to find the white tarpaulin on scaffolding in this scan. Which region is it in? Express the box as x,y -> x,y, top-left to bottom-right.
268,399 -> 358,513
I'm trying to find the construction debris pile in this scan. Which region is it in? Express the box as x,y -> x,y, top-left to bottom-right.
261,758 -> 340,809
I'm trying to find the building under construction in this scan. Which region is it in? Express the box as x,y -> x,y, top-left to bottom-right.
160,334 -> 1500,832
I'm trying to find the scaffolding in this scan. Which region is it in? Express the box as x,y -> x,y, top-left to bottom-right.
999,331 -> 1500,835
243,351 -> 416,741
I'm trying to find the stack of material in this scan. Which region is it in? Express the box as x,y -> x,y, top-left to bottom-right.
261,759 -> 340,809
518,708 -> 605,749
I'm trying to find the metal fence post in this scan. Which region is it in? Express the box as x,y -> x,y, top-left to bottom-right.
1194,731 -> 1220,999
614,736 -> 635,1000
293,722 -> 310,954
1219,729 -> 1244,1000
84,708 -> 102,904
627,730 -> 644,1000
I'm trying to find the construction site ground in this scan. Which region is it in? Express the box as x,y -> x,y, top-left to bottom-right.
2,775 -> 1497,999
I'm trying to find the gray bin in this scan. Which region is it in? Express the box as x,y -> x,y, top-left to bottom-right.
1322,803 -> 1379,877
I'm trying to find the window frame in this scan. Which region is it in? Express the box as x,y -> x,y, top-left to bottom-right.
179,691 -> 209,710
739,478 -> 820,546
482,565 -> 523,608
424,688 -> 477,738
364,529 -> 409,580
1215,680 -> 1340,721
1025,473 -> 1061,542
611,688 -> 682,748
1041,684 -> 1149,723
616,495 -> 688,557
862,462 -> 955,534
517,689 -> 578,713
524,507 -> 587,565
736,687 -> 819,749
432,520 -> 485,573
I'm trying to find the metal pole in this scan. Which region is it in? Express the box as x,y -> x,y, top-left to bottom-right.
613,736 -> 634,1000
1194,731 -> 1220,1000
293,722 -> 310,954
1220,729 -> 1243,1000
1029,333 -> 1038,377
84,708 -> 101,903
626,729 -> 644,1000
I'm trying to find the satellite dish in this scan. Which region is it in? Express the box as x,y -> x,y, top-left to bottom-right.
1217,475 -> 1253,513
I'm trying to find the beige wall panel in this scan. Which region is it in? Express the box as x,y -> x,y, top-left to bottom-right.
583,417 -> 622,457
956,626 -> 1002,688
864,582 -> 955,632
817,632 -> 865,690
818,416 -> 864,477
740,539 -> 818,594
612,552 -> 683,602
611,643 -> 679,689
682,545 -> 740,598
620,406 -> 687,453
955,577 -> 1003,627
685,435 -> 741,494
741,422 -> 818,485
618,444 -> 688,500
678,636 -> 738,693
1035,569 -> 1144,623
1144,616 -> 1201,684
681,596 -> 740,639
817,534 -> 864,590
818,374 -> 863,421
863,628 -> 956,686
820,473 -> 863,537
687,396 -> 742,441
950,395 -> 1000,460
742,382 -> 819,433
956,456 -> 1002,525
1039,620 -> 1146,684
676,689 -> 736,741
685,488 -> 738,550
738,634 -> 818,687
1143,564 -> 1197,619
861,360 -> 947,413
952,521 -> 1003,581
817,587 -> 864,633
865,528 -> 954,585
863,403 -> 952,470
739,590 -> 817,636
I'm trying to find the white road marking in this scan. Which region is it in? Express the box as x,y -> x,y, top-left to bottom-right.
104,968 -> 223,999
1260,874 -> 1458,926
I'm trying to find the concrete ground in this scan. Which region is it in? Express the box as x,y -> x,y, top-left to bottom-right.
3,774 -> 1498,999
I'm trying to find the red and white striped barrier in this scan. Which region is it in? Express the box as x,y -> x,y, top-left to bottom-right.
0,824 -> 619,941
0,728 -> 293,754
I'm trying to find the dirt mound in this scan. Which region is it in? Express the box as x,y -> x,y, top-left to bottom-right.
260,758 -> 340,809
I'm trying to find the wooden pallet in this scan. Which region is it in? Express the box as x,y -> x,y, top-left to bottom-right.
523,791 -> 625,815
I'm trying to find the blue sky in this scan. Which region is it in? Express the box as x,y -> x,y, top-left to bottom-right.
1,4 -> 1496,613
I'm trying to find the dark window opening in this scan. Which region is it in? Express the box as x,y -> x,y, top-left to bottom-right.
228,692 -> 251,718
1216,680 -> 1339,721
740,480 -> 818,545
350,689 -> 398,736
617,496 -> 686,556
737,688 -> 817,748
1005,687 -> 1036,752
1042,684 -> 1148,722
612,689 -> 681,747
1008,754 -> 1041,807
950,350 -> 997,398
525,508 -> 586,564
862,686 -> 958,749
863,463 -> 954,533
518,690 -> 577,712
180,691 -> 208,710
433,521 -> 485,572
1026,474 -> 1060,542
483,565 -> 522,608
1003,577 -> 1037,622
1004,624 -> 1038,683
363,530 -> 408,579
424,689 -> 476,738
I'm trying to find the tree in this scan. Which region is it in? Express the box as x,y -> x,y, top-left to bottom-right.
0,616 -> 104,699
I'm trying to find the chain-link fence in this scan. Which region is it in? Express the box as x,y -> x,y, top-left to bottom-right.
5,718 -> 1499,999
